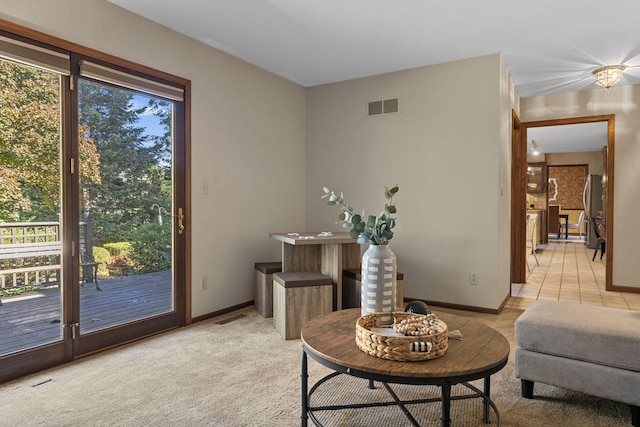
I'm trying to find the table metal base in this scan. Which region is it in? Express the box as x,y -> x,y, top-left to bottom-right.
302,351 -> 501,427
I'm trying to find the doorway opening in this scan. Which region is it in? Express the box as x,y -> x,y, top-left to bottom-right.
511,115 -> 614,291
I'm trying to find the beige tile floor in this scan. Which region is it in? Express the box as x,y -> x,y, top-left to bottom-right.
506,236 -> 640,312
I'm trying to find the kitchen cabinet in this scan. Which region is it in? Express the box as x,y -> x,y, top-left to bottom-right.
527,163 -> 546,193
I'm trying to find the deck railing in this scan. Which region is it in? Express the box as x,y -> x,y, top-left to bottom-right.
0,219 -> 94,290
0,221 -> 59,245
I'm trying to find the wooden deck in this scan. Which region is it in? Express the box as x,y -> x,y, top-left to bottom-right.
0,270 -> 172,356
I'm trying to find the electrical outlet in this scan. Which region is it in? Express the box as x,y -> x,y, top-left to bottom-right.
470,272 -> 479,285
200,276 -> 208,291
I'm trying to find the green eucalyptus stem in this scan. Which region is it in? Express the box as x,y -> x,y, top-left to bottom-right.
321,185 -> 399,245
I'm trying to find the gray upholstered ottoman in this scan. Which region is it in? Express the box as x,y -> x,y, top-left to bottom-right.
515,300 -> 640,426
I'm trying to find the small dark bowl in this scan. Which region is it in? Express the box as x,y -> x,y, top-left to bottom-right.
404,300 -> 431,315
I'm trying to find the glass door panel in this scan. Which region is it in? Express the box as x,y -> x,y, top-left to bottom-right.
77,79 -> 174,334
0,30 -> 185,382
0,59 -> 64,356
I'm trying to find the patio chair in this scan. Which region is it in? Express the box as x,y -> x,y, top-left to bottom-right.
591,217 -> 606,261
80,254 -> 101,291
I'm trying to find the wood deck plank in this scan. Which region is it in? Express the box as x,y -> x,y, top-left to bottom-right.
0,270 -> 172,356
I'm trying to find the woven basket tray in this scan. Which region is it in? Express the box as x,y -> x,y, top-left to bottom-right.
355,312 -> 448,362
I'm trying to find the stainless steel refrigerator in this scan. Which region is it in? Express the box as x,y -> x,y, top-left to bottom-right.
583,174 -> 603,249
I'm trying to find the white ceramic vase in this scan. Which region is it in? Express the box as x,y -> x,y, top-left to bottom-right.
360,243 -> 397,324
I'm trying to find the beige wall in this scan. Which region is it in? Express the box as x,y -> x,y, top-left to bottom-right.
546,151 -> 603,173
306,54 -> 515,310
1,0 -> 308,317
521,86 -> 640,289
498,56 -> 517,308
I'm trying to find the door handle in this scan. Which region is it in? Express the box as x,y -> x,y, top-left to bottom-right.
177,208 -> 184,234
64,322 -> 79,339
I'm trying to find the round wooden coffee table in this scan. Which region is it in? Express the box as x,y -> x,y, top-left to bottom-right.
300,309 -> 510,427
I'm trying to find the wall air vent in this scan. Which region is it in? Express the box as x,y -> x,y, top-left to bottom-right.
383,98 -> 398,114
368,100 -> 383,116
367,98 -> 399,117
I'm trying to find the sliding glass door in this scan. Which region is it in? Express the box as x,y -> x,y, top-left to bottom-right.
0,29 -> 188,380
73,72 -> 180,353
0,58 -> 65,358
71,56 -> 186,356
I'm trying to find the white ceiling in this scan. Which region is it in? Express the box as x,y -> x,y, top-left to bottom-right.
108,0 -> 640,98
107,0 -> 631,152
528,122 -> 608,154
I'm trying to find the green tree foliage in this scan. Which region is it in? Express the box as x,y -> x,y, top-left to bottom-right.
1,59 -> 172,274
129,222 -> 171,274
0,61 -> 60,220
102,241 -> 134,258
0,60 -> 100,221
78,80 -> 172,246
92,246 -> 111,276
145,98 -> 172,164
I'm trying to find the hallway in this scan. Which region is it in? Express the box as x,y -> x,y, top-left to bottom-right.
507,239 -> 640,311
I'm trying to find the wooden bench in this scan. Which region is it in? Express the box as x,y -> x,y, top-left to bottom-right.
0,242 -> 100,305
0,241 -> 62,288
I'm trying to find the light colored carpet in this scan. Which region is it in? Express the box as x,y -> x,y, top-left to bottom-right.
0,306 -> 630,426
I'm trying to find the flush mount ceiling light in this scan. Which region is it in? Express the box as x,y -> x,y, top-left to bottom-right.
593,65 -> 625,89
530,140 -> 540,155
